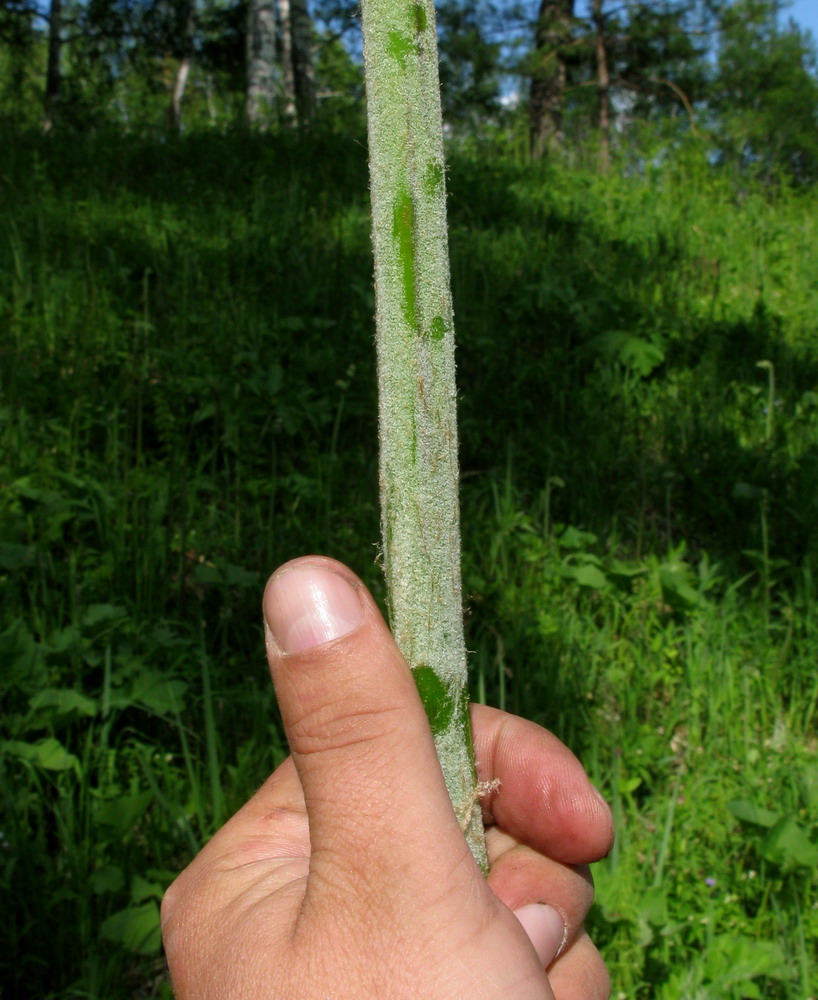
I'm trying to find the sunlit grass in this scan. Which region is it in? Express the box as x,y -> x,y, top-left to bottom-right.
465,480 -> 817,997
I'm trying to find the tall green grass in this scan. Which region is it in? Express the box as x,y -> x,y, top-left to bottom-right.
467,483 -> 817,998
1,127 -> 816,998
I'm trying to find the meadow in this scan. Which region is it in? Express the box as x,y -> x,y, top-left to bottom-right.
1,125 -> 817,998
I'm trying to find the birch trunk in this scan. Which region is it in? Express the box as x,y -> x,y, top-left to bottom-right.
529,0 -> 573,159
291,0 -> 315,125
169,0 -> 196,132
246,0 -> 277,128
278,0 -> 297,123
592,0 -> 611,172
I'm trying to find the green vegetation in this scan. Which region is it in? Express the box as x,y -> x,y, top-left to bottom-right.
1,127 -> 817,998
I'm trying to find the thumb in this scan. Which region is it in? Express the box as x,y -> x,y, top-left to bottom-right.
262,556 -> 473,888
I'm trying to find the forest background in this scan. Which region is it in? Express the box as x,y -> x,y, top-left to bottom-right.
1,0 -> 818,997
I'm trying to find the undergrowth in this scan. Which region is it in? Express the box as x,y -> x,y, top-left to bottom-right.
1,127 -> 816,998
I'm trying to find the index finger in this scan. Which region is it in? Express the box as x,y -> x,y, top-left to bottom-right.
472,705 -> 614,865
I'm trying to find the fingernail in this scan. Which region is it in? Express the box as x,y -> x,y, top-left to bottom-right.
513,903 -> 567,967
264,565 -> 363,654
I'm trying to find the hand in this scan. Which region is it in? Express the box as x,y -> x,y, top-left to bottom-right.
161,556 -> 613,999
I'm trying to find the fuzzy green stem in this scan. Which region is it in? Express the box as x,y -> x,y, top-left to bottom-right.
360,0 -> 488,872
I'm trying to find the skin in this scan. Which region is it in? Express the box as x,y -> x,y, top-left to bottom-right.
161,556 -> 614,1000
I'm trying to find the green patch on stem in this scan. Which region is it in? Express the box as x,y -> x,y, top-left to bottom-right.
424,160 -> 444,197
392,188 -> 417,329
413,664 -> 456,735
427,315 -> 446,341
387,30 -> 416,68
411,3 -> 427,34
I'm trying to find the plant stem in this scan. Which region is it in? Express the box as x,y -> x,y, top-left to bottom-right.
360,0 -> 488,872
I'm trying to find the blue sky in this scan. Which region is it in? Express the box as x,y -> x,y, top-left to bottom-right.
569,1 -> 818,45
786,0 -> 818,42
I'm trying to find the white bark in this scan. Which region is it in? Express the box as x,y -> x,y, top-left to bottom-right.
246,0 -> 277,128
278,0 -> 297,122
169,0 -> 196,132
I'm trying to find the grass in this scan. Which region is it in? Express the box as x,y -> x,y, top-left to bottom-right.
1,125 -> 817,998
467,484 -> 818,998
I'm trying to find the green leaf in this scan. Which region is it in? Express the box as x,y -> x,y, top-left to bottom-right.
638,885 -> 667,927
659,565 -> 700,608
81,604 -> 128,627
101,901 -> 162,955
46,624 -> 82,653
9,478 -> 66,506
28,688 -> 98,728
223,563 -> 261,588
559,526 -> 598,550
130,875 -> 164,904
192,402 -> 216,423
0,620 -> 47,695
126,669 -> 188,715
151,623 -> 185,647
96,789 -> 153,838
191,561 -> 258,588
608,560 -> 648,579
191,563 -> 221,585
727,798 -> 781,828
564,564 -> 608,589
592,331 -> 665,376
802,764 -> 818,814
635,886 -> 668,947
90,866 -> 125,895
761,815 -> 818,869
2,737 -> 80,772
704,933 -> 792,987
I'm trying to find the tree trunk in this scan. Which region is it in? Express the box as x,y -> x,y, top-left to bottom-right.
278,0 -> 297,123
246,0 -> 277,128
592,0 -> 610,172
291,0 -> 315,126
529,0 -> 572,159
43,0 -> 62,131
169,0 -> 196,132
